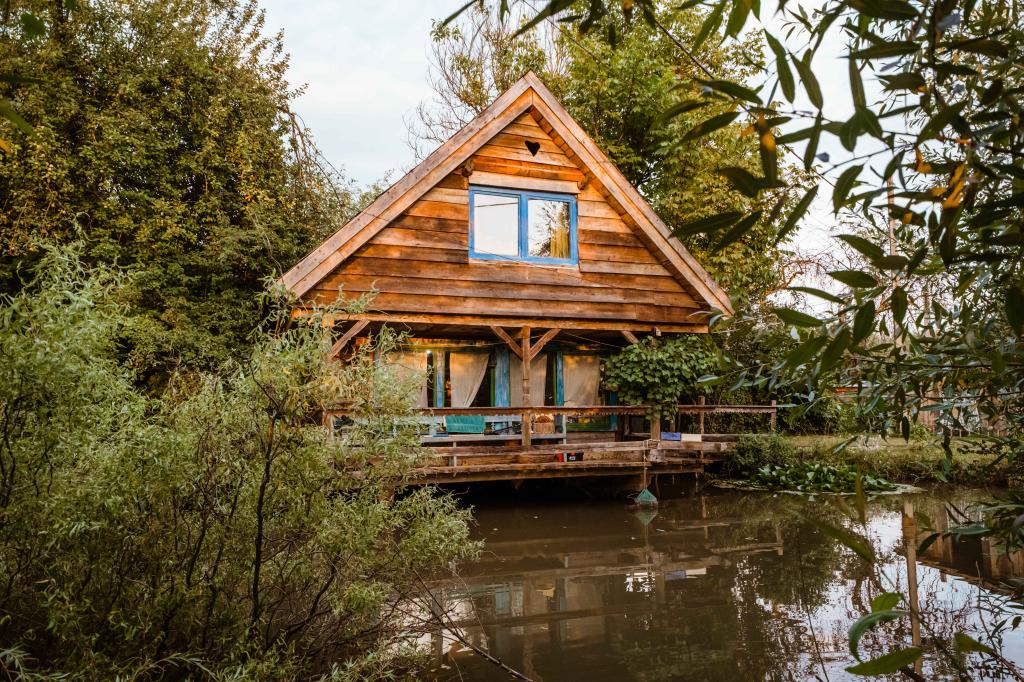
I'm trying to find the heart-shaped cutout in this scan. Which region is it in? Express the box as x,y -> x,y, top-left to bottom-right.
525,140 -> 541,156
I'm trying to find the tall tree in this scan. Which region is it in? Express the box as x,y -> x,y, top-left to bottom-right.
412,3 -> 805,305
0,0 -> 357,386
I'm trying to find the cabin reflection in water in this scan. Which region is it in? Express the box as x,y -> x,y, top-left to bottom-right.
424,492 -> 1024,681
426,495 -> 787,680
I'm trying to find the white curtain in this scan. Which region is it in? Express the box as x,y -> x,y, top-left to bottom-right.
510,356 -> 548,406
450,352 -> 490,408
386,351 -> 428,408
563,355 -> 601,407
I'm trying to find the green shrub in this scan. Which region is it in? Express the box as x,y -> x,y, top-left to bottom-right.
601,335 -> 716,421
0,247 -> 475,679
727,433 -> 798,476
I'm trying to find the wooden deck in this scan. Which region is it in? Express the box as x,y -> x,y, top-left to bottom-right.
327,402 -> 774,486
412,437 -> 730,484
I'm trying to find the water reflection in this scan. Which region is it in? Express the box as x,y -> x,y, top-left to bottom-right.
428,490 -> 1024,681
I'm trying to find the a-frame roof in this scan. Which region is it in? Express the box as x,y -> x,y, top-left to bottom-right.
279,72 -> 732,315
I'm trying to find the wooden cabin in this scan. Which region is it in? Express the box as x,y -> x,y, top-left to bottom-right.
280,72 -> 746,481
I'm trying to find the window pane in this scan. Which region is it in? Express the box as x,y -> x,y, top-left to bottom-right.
473,193 -> 519,256
528,198 -> 571,259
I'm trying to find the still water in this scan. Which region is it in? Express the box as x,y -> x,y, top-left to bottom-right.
429,488 -> 1024,681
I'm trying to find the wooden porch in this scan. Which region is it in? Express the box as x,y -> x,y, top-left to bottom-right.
326,402 -> 777,486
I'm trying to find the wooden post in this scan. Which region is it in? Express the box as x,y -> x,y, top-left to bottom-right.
903,501 -> 923,676
698,396 -> 706,436
521,326 -> 532,447
770,399 -> 777,432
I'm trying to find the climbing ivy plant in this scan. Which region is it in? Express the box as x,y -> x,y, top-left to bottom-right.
601,335 -> 716,422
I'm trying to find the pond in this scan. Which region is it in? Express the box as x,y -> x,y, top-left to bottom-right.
427,487 -> 1024,681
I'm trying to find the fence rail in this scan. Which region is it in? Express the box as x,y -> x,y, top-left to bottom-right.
325,400 -> 777,438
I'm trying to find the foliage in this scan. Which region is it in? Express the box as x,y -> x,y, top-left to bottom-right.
418,1 -> 808,304
728,433 -> 797,475
600,334 -> 716,420
0,0 -> 360,386
789,434 -> 1018,486
0,247 -> 474,679
747,462 -> 898,494
450,0 -> 1024,668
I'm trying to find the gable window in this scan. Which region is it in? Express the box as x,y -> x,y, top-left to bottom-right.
469,186 -> 577,265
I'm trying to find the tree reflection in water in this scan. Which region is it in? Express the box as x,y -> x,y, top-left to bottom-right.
425,490 -> 1024,681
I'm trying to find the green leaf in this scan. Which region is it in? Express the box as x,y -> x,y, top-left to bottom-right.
786,336 -> 829,366
833,164 -> 864,212
849,57 -> 865,108
793,51 -> 823,109
719,166 -> 770,198
776,186 -> 817,244
765,34 -> 795,102
20,12 -> 46,37
980,79 -> 1004,106
917,102 -> 967,143
849,609 -> 908,657
789,286 -> 843,304
881,72 -> 926,92
891,287 -> 907,326
674,211 -> 743,237
850,0 -> 919,19
839,112 -> 863,151
699,79 -> 762,104
830,270 -> 878,288
724,0 -> 751,38
1006,284 -> 1024,336
838,234 -> 885,261
901,415 -> 911,441
945,37 -> 1010,58
846,647 -> 922,675
820,327 -> 852,370
815,519 -> 874,562
683,111 -> 740,141
714,210 -> 762,250
0,100 -> 33,136
693,1 -> 726,50
874,255 -> 909,270
954,632 -> 995,655
852,301 -> 876,343
656,99 -> 712,126
870,592 -> 902,612
851,41 -> 920,59
803,114 -> 822,171
772,306 -> 822,327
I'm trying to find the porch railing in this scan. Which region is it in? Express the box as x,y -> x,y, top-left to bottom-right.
324,399 -> 778,446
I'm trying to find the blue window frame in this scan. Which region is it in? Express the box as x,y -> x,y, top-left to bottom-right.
468,185 -> 578,265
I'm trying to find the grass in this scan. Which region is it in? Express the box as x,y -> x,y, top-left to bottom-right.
784,434 -> 1017,487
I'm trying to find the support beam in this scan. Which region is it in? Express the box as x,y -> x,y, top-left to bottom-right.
621,330 -> 639,344
330,319 -> 369,357
291,310 -> 709,334
490,326 -> 524,358
529,328 -> 560,361
521,326 -> 532,447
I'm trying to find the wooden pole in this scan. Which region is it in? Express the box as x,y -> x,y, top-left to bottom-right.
770,399 -> 777,432
521,326 -> 532,447
698,396 -> 706,435
903,501 -> 923,675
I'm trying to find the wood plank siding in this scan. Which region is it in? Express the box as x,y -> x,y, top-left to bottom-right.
302,112 -> 702,328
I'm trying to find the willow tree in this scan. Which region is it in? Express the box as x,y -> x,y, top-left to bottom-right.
0,0 -> 358,385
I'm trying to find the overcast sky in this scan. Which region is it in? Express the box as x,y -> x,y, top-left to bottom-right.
261,0 -> 446,186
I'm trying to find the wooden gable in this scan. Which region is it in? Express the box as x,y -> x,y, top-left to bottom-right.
282,73 -> 731,333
